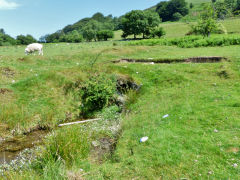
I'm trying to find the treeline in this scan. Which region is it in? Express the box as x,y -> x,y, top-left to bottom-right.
0,28 -> 37,46
40,13 -> 119,43
2,0 -> 240,46
42,0 -> 191,42
211,0 -> 240,19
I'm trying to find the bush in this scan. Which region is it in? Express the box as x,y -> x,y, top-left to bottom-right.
96,30 -> 114,41
172,12 -> 183,21
128,35 -> 240,48
59,30 -> 83,43
16,34 -> 37,45
78,74 -> 117,117
0,33 -> 17,46
150,27 -> 166,38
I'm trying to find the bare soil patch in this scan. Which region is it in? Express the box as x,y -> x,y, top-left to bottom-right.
0,88 -> 12,95
0,67 -> 15,77
113,56 -> 227,64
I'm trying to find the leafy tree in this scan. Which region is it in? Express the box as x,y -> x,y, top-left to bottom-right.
0,32 -> 16,46
16,34 -> 37,45
0,28 -> 5,34
234,0 -> 240,13
121,10 -> 145,39
96,30 -> 114,41
215,2 -> 230,19
121,10 -> 160,39
190,3 -> 194,9
143,11 -> 161,38
60,30 -> 83,43
82,20 -> 102,41
39,35 -> 47,43
92,12 -> 105,22
172,12 -> 183,21
45,30 -> 63,43
156,0 -> 189,22
44,12 -> 119,43
189,6 -> 225,37
150,27 -> 166,38
224,0 -> 236,11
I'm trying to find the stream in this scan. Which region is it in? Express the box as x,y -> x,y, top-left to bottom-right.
0,130 -> 49,165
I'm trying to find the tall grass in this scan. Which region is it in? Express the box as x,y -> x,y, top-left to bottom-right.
128,34 -> 240,48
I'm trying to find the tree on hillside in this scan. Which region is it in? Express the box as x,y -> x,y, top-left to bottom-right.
96,30 -> 114,41
215,2 -> 230,19
156,0 -> 189,22
121,10 -> 160,39
60,30 -> 83,43
16,34 -> 37,45
121,10 -> 145,39
189,6 -> 226,37
0,28 -> 5,34
45,30 -> 63,43
82,20 -> 102,41
0,29 -> 16,46
92,12 -> 105,22
190,3 -> 194,9
224,0 -> 236,12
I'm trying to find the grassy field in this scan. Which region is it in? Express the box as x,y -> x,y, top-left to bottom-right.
113,18 -> 240,39
1,7 -> 240,178
1,39 -> 240,179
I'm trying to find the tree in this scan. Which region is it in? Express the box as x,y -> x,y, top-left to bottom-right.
92,12 -> 105,22
16,34 -> 37,45
150,27 -> 166,38
234,0 -> 240,12
236,0 -> 240,9
0,28 -> 5,34
189,6 -> 225,37
45,30 -> 63,43
215,2 -> 230,19
121,10 -> 146,39
143,11 -> 161,38
82,20 -> 102,41
96,30 -> 114,41
172,12 -> 183,21
156,0 -> 189,22
121,10 -> 160,39
60,30 -> 83,43
0,31 -> 16,46
190,3 -> 194,9
224,0 -> 236,12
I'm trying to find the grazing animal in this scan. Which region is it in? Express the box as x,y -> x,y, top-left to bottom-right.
25,43 -> 43,55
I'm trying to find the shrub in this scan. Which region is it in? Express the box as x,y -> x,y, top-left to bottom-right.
128,35 -> 240,48
78,73 -> 117,117
172,12 -> 183,21
150,27 -> 166,38
96,30 -> 114,41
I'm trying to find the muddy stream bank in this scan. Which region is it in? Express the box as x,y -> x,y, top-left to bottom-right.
0,129 -> 49,164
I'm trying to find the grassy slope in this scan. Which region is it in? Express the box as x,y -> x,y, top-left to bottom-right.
1,42 -> 240,179
114,17 -> 240,39
87,57 -> 240,179
1,1 -> 240,178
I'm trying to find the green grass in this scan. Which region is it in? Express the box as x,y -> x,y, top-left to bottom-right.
113,18 -> 240,39
1,34 -> 240,179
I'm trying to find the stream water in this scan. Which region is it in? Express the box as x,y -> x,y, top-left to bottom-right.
0,130 -> 49,165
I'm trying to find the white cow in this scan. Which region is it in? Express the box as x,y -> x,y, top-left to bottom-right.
25,43 -> 43,56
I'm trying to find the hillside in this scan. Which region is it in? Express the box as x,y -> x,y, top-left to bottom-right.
1,0 -> 240,179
